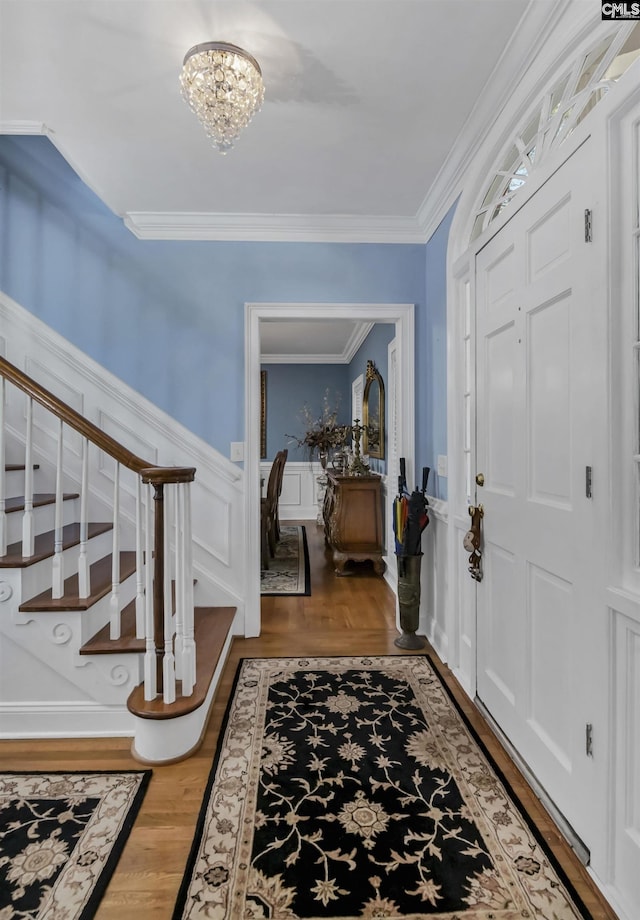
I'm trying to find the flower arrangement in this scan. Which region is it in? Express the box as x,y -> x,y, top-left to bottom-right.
287,390 -> 348,464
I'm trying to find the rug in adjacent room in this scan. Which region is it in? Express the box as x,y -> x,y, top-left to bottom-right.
0,769 -> 151,920
173,655 -> 592,919
260,524 -> 311,596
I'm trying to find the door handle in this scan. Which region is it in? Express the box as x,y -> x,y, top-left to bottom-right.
464,504 -> 484,581
476,472 -> 485,487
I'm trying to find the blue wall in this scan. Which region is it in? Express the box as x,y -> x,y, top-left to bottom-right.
348,323 -> 395,475
0,135 -> 453,492
421,206 -> 456,500
260,364 -> 350,462
263,324 -> 395,468
0,135 -> 428,460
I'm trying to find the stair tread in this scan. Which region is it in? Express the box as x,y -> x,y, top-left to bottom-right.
5,492 -> 79,513
127,606 -> 236,720
79,578 -> 198,655
79,598 -> 144,654
19,551 -> 137,611
0,521 -> 113,567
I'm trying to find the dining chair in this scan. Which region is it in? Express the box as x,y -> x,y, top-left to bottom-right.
261,450 -> 286,568
273,448 -> 288,542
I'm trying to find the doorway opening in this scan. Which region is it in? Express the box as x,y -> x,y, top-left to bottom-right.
245,302 -> 415,637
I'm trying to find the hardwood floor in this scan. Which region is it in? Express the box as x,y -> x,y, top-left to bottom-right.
0,521 -> 619,919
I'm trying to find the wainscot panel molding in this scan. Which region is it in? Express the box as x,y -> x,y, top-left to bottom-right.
451,514 -> 477,699
418,497 -> 448,661
608,597 -> 640,920
260,460 -> 324,522
0,291 -> 246,622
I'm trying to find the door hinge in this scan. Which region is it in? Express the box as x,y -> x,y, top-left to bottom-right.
584,209 -> 592,242
585,465 -> 593,499
586,723 -> 593,757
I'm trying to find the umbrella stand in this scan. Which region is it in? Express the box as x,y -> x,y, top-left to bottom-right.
393,461 -> 430,650
394,553 -> 426,649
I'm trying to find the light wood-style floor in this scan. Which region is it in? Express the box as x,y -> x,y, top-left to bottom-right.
0,521 -> 619,919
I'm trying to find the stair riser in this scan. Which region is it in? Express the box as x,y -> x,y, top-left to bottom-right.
76,573 -> 139,644
4,468 -> 36,483
5,498 -> 80,547
12,530 -> 117,603
17,569 -> 139,645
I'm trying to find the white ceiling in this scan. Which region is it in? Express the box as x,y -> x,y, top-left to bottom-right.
261,318 -> 378,363
0,0 -> 551,358
0,0 -> 532,243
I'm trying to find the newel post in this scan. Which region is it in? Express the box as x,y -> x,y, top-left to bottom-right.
141,465 -> 196,701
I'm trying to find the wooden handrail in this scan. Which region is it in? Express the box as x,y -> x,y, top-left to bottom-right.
0,356 -> 195,484
1,354 -> 197,701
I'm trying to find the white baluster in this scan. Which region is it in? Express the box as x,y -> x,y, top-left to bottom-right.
51,418 -> 64,598
162,484 -> 176,704
181,481 -> 196,696
22,397 -> 34,557
173,483 -> 184,680
0,378 -> 6,556
143,482 -> 156,701
109,461 -> 121,639
135,476 -> 145,638
78,438 -> 90,597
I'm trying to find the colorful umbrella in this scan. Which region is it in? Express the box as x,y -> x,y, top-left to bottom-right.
393,461 -> 430,557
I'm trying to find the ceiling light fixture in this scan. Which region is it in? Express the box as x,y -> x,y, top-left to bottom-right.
180,41 -> 265,154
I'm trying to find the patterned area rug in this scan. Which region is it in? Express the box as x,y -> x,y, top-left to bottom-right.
173,656 -> 592,920
0,770 -> 151,920
261,525 -> 311,596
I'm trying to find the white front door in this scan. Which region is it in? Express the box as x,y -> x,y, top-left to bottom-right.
475,140 -> 604,849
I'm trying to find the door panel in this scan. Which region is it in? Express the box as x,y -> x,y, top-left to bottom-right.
527,562 -> 573,771
528,293 -> 572,506
475,141 -> 600,847
527,194 -> 571,279
485,323 -> 516,495
482,543 -> 521,708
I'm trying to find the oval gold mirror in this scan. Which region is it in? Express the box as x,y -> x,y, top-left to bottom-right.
362,360 -> 384,459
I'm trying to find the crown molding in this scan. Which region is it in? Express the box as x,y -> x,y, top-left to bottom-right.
415,0 -> 573,243
123,211 -> 425,243
0,0 -> 579,251
0,120 -> 47,135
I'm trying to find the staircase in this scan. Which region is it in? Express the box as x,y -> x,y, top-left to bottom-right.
0,354 -> 237,763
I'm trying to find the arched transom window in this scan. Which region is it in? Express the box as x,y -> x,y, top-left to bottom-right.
471,23 -> 640,241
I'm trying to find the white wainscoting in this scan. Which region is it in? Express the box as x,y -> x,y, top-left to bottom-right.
0,291 -> 246,739
418,497 -> 449,662
261,460 -> 325,522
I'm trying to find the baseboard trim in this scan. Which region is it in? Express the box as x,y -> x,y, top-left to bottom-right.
0,701 -> 135,737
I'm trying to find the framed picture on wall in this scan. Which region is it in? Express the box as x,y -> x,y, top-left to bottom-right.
261,371 -> 267,459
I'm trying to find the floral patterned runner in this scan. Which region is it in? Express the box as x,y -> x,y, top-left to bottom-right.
0,770 -> 151,919
260,525 -> 311,596
173,656 -> 591,919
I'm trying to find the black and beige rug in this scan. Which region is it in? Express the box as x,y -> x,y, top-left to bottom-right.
261,525 -> 311,596
0,769 -> 151,920
174,655 -> 592,920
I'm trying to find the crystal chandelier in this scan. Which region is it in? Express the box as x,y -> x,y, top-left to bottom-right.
180,42 -> 265,154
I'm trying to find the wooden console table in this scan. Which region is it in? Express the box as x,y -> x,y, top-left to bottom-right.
323,472 -> 385,576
